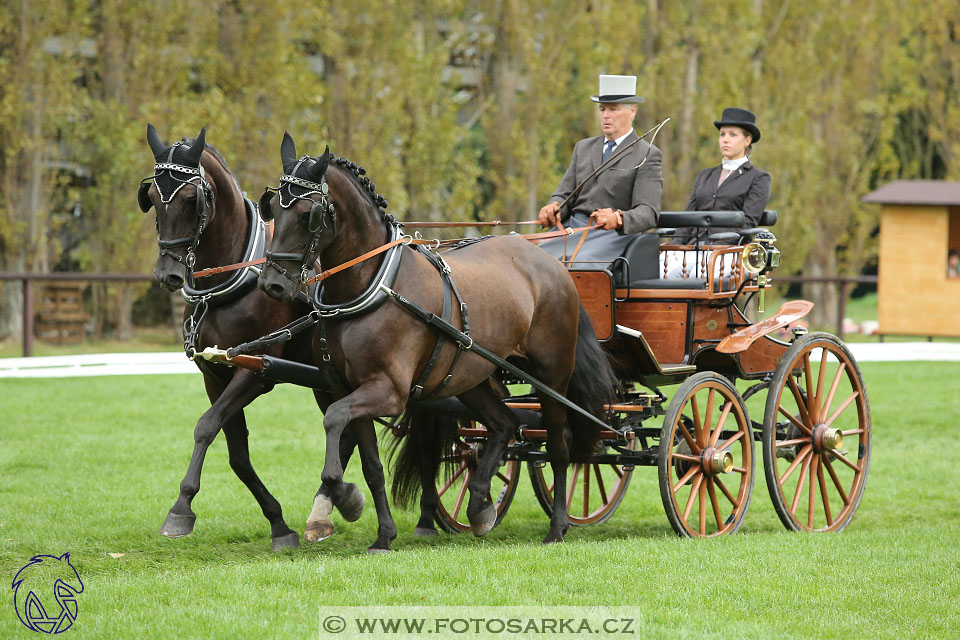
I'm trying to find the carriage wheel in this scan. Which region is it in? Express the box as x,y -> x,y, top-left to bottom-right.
762,332 -> 871,532
527,435 -> 636,526
658,372 -> 754,538
433,427 -> 520,534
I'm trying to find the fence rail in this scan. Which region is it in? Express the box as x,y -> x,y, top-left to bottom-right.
2,272 -> 880,357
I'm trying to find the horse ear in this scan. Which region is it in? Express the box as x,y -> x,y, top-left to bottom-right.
184,126 -> 206,166
258,189 -> 274,222
138,182 -> 153,212
280,131 -> 297,170
146,123 -> 165,157
309,145 -> 331,182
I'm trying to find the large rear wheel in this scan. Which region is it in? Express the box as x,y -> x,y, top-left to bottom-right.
658,372 -> 754,538
762,332 -> 871,532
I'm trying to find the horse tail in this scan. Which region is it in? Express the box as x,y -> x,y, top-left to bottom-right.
386,407 -> 459,509
565,303 -> 619,463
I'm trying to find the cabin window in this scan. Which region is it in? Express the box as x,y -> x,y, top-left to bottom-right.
949,207 -> 960,279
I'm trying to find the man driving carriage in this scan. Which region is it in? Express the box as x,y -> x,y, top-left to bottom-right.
538,74 -> 662,252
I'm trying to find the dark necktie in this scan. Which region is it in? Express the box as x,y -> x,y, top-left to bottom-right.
602,140 -> 616,163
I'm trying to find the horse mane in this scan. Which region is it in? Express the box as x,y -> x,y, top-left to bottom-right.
329,155 -> 389,211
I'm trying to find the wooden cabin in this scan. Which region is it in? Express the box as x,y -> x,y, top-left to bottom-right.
862,180 -> 960,338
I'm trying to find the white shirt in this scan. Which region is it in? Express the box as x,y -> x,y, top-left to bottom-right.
721,156 -> 750,171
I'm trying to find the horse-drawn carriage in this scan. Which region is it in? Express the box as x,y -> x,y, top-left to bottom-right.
141,127 -> 871,551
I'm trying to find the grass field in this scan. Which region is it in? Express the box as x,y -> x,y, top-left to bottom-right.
2,363 -> 959,639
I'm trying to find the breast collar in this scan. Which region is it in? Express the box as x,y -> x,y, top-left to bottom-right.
181,197 -> 267,306
309,221 -> 405,319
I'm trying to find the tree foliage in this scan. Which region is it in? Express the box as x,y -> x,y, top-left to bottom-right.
1,0 -> 958,337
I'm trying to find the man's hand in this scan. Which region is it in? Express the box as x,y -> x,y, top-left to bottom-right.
590,208 -> 623,231
538,201 -> 560,227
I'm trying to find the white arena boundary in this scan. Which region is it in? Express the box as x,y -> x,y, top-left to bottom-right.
1,342 -> 959,379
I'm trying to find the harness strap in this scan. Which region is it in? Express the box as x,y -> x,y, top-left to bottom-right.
383,285 -> 610,431
564,224 -> 593,264
402,219 -> 540,228
193,257 -> 266,279
409,256 -> 453,401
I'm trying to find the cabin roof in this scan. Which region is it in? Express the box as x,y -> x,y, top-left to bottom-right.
862,180 -> 960,206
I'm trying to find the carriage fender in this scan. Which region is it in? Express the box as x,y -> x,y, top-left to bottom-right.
715,300 -> 813,354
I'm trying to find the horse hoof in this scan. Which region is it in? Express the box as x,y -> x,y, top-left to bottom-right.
542,533 -> 564,544
160,512 -> 196,538
413,526 -> 439,538
304,520 -> 334,543
271,532 -> 300,551
366,547 -> 391,555
336,483 -> 365,522
469,503 -> 497,537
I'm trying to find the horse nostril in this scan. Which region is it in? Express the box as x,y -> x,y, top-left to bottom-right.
166,274 -> 184,290
266,283 -> 285,299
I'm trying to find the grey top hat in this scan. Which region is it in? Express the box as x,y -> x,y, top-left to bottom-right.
591,75 -> 644,103
714,107 -> 761,142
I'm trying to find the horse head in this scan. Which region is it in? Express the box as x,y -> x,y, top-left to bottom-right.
258,131 -> 336,302
139,124 -> 216,291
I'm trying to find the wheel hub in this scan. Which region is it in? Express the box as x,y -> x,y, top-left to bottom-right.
701,446 -> 734,476
812,425 -> 843,453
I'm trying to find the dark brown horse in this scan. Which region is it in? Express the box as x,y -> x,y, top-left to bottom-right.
258,133 -> 617,544
138,125 -> 396,551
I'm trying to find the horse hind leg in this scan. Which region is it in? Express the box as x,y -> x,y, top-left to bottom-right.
352,420 -> 398,553
541,398 -> 573,543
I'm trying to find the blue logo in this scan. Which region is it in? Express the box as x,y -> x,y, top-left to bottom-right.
11,553 -> 84,634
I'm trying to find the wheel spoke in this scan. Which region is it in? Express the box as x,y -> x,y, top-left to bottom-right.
778,405 -> 812,436
682,474 -> 704,522
594,464 -> 609,505
824,456 -> 850,505
691,396 -> 703,446
699,479 -> 707,535
452,469 -> 471,519
672,453 -> 701,463
777,437 -> 810,448
821,362 -> 847,421
841,428 -> 864,436
803,353 -> 815,421
825,391 -> 860,428
830,449 -> 861,472
707,477 -> 724,530
496,471 -> 510,484
732,466 -> 747,474
677,419 -> 700,454
790,453 -> 813,514
817,456 -> 833,526
583,462 -> 591,518
717,429 -> 745,451
808,454 -> 818,528
710,401 -> 733,447
813,347 -> 828,423
779,444 -> 812,486
714,475 -> 739,507
788,377 -> 813,430
702,389 -> 716,448
672,464 -> 700,493
566,464 -> 581,511
438,462 -> 468,497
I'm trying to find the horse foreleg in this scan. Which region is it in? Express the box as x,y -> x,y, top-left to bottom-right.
353,420 -> 398,553
319,379 -> 403,551
162,369 -> 271,539
305,425 -> 360,543
222,413 -> 299,550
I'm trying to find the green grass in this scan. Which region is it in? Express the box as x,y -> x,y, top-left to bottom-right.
1,365 -> 958,639
0,327 -> 181,358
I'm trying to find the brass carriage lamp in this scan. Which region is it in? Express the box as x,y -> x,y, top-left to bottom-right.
741,230 -> 780,312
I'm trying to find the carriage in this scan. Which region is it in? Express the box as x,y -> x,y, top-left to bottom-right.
201,207 -> 872,540
143,127 -> 869,549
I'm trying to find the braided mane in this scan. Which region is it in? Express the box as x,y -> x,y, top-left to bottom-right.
330,155 -> 389,211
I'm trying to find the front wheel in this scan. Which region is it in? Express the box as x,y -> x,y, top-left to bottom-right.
762,332 -> 871,532
658,372 -> 755,538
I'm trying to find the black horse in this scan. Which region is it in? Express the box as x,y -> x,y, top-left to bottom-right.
258,133 -> 618,545
138,125 -> 395,550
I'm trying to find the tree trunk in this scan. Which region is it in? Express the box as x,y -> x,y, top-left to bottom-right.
801,247 -> 839,331
116,284 -> 134,342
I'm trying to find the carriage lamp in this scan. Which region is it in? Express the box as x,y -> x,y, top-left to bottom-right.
741,243 -> 768,274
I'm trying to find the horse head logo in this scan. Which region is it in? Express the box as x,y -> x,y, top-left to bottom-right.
12,553 -> 84,634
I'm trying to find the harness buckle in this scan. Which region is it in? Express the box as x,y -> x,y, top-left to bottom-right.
458,335 -> 474,350
186,251 -> 196,268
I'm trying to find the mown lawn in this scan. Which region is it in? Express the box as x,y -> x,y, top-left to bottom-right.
1,362 -> 958,639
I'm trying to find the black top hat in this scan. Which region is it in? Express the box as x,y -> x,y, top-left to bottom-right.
714,107 -> 761,142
